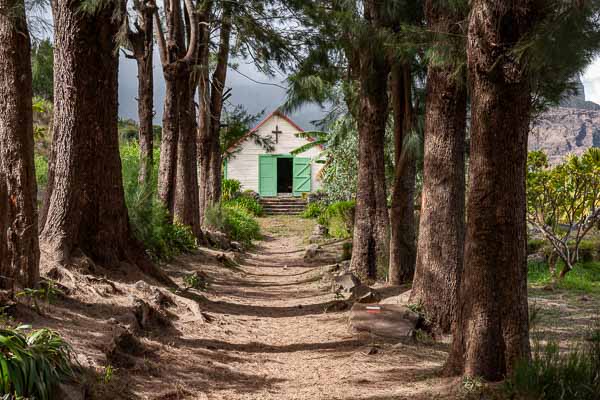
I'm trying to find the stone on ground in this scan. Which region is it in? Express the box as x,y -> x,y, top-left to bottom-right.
350,284 -> 382,303
349,303 -> 420,340
379,289 -> 412,305
332,272 -> 360,293
304,244 -> 320,260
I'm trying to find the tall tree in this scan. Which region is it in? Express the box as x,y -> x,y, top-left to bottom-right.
198,0 -> 231,222
124,0 -> 156,186
348,1 -> 391,282
386,1 -> 423,285
154,0 -> 202,236
0,0 -> 39,289
388,63 -> 417,284
445,0 -> 535,379
41,0 -> 169,284
410,0 -> 468,333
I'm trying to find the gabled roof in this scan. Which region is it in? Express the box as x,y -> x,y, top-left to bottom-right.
226,109 -> 305,153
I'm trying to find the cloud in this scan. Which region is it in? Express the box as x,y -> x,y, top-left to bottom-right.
582,57 -> 600,103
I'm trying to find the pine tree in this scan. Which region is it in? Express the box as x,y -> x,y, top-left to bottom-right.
0,0 -> 39,289
410,0 -> 468,333
41,0 -> 170,285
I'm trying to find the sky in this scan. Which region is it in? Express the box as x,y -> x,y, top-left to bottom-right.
118,52 -> 326,130
582,58 -> 600,103
119,54 -> 600,131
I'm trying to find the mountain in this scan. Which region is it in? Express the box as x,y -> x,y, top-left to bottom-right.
530,77 -> 600,164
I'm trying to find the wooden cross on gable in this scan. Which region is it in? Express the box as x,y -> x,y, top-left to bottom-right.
272,125 -> 282,143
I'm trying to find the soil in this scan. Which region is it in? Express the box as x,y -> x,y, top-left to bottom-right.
7,216 -> 599,399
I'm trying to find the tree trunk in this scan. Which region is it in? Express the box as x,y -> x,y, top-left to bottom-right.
0,0 -> 39,289
388,63 -> 417,284
409,1 -> 468,333
158,75 -> 179,216
173,75 -> 200,236
42,0 -> 170,284
132,2 -> 155,186
200,3 -> 232,214
445,0 -> 534,380
196,3 -> 212,225
349,22 -> 390,282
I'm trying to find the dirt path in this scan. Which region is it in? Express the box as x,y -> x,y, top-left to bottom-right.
140,216 -> 453,400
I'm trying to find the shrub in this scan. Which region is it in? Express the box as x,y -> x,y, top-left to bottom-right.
578,240 -> 599,263
205,203 -> 261,244
0,327 -> 74,399
507,331 -> 600,400
224,196 -> 263,217
301,202 -> 326,219
527,238 -> 546,255
319,201 -> 356,239
34,153 -> 48,191
221,179 -> 242,201
120,143 -> 196,261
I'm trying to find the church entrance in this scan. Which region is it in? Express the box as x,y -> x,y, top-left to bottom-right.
258,154 -> 311,197
277,157 -> 293,194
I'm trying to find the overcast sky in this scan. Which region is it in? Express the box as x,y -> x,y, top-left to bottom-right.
119,54 -> 600,131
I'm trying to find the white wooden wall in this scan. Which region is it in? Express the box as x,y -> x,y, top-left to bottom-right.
226,114 -> 323,194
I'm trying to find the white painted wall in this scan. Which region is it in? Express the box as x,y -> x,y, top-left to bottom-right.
226,113 -> 324,194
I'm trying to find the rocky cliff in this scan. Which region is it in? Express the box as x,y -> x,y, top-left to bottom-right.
530,77 -> 600,164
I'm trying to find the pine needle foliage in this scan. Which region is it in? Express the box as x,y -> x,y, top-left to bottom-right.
0,327 -> 74,399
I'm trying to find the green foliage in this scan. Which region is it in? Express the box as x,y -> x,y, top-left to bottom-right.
301,202 -> 326,219
224,196 -> 263,217
205,203 -> 261,245
318,201 -> 355,239
31,39 -> 53,100
0,327 -> 74,399
528,260 -> 600,293
120,143 -> 197,261
527,149 -> 600,276
221,179 -> 242,201
118,119 -> 139,142
183,273 -> 208,291
507,333 -> 600,400
527,238 -> 546,255
35,154 -> 48,192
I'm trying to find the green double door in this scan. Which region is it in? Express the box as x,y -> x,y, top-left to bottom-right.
259,154 -> 311,197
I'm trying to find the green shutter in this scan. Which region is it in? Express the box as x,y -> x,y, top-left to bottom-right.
293,157 -> 311,196
223,158 -> 228,180
259,155 -> 277,196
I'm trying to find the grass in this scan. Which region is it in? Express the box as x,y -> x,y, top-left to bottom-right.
528,261 -> 600,293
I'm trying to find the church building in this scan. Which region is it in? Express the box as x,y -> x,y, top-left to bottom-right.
224,109 -> 323,197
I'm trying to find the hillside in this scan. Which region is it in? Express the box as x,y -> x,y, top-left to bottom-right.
530,78 -> 600,164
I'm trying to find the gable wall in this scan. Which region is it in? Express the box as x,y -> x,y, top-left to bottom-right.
226,114 -> 323,194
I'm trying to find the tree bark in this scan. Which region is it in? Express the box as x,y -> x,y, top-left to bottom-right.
445,0 -> 534,379
128,0 -> 155,186
349,1 -> 390,282
0,0 -> 39,289
173,75 -> 201,235
155,0 -> 202,235
198,2 -> 232,220
158,75 -> 179,216
409,1 -> 467,334
42,0 -> 170,285
388,63 -> 417,285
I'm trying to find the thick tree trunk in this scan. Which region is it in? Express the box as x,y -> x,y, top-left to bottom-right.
42,0 -> 170,284
173,75 -> 200,235
350,34 -> 390,282
445,0 -> 533,379
158,76 -> 179,216
0,0 -> 39,289
409,1 -> 468,334
388,63 -> 416,285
